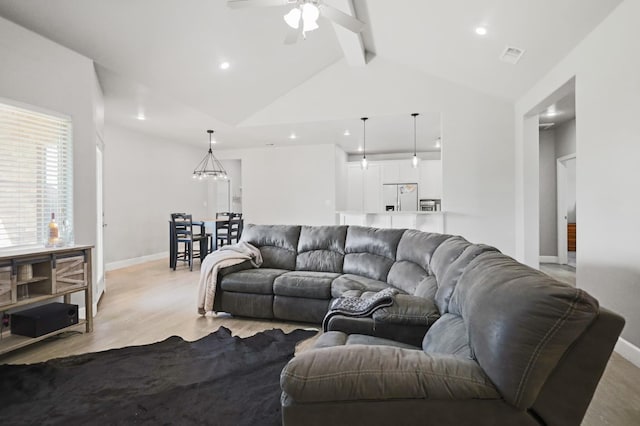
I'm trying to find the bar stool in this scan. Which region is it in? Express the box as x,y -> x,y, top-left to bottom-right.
170,213 -> 207,271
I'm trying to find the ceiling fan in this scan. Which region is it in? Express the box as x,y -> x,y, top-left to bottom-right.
227,0 -> 365,44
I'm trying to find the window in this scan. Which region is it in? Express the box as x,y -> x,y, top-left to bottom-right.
0,100 -> 73,249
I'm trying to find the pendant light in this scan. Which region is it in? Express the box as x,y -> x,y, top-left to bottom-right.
192,130 -> 228,180
361,117 -> 368,169
411,113 -> 420,168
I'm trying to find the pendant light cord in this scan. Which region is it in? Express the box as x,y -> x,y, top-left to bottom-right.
412,113 -> 419,156
361,117 -> 368,158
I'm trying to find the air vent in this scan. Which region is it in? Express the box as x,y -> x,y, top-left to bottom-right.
539,122 -> 555,130
500,46 -> 525,64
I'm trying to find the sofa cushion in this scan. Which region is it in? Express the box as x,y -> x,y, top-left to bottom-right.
281,345 -> 499,403
413,275 -> 438,300
240,224 -> 300,270
372,293 -> 440,327
314,331 -> 419,350
220,268 -> 288,294
431,238 -> 498,314
386,230 -> 452,293
274,271 -> 339,299
296,225 -> 347,273
422,313 -> 473,359
450,251 -> 599,410
386,261 -> 427,295
342,226 -> 405,281
331,274 -> 391,298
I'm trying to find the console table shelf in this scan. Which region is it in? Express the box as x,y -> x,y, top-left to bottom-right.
0,245 -> 93,356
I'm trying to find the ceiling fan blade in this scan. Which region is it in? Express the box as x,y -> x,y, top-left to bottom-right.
227,0 -> 294,9
319,4 -> 365,33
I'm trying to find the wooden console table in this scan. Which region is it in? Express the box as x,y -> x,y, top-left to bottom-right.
0,245 -> 93,356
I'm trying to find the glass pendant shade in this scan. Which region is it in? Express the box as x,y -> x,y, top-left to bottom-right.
411,112 -> 420,169
192,130 -> 228,180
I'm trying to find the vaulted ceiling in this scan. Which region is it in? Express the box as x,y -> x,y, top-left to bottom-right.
0,0 -> 622,153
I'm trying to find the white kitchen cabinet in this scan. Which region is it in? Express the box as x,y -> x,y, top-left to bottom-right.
363,164 -> 382,212
399,161 -> 420,183
419,160 -> 442,199
381,163 -> 399,183
347,164 -> 364,211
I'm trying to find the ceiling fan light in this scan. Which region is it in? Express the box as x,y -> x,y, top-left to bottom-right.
303,18 -> 319,33
301,3 -> 319,23
284,7 -> 301,29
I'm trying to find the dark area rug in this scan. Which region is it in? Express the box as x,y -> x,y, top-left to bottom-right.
0,327 -> 316,426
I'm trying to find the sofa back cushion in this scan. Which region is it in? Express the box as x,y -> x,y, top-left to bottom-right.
449,251 -> 599,410
240,224 -> 301,270
296,226 -> 347,273
433,242 -> 499,314
387,230 -> 452,294
342,227 -> 404,282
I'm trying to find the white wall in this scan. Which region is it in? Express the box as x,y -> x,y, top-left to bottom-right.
539,130 -> 557,256
216,144 -> 338,226
103,124 -> 208,263
0,16 -> 101,303
212,159 -> 242,214
242,57 -> 515,254
555,118 -> 577,158
516,0 -> 640,347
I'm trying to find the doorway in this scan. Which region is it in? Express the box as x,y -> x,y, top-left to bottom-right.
537,86 -> 576,268
557,154 -> 576,266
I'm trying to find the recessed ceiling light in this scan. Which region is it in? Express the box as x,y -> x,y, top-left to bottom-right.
343,129 -> 350,136
475,26 -> 487,36
289,133 -> 297,140
357,146 -> 363,152
219,61 -> 230,70
136,113 -> 146,121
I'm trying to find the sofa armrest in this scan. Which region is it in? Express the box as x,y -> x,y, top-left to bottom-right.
372,293 -> 440,327
281,345 -> 499,403
218,259 -> 254,277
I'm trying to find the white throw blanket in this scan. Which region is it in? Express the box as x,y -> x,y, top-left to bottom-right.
197,241 -> 263,315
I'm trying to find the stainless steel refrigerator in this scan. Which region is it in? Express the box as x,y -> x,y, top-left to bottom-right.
383,183 -> 418,211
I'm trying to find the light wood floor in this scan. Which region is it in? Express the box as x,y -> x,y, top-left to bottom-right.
1,259 -> 639,425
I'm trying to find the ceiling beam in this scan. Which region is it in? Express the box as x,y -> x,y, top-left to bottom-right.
325,0 -> 367,67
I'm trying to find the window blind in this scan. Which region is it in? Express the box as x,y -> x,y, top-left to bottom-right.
0,101 -> 73,249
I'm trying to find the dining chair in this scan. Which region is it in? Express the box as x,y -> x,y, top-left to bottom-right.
216,212 -> 243,247
170,213 -> 208,271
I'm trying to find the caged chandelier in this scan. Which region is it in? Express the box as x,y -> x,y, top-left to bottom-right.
192,130 -> 228,180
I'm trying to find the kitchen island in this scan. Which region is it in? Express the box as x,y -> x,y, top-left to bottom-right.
337,211 -> 445,233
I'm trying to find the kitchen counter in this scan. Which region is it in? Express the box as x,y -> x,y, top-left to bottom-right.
337,211 -> 445,233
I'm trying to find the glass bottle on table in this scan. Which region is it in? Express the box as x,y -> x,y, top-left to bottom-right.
48,212 -> 59,247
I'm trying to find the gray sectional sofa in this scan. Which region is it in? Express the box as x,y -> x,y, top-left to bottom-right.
213,224 -> 625,425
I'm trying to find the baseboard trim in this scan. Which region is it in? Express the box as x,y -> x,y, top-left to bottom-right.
539,256 -> 559,263
615,337 -> 640,368
106,252 -> 168,272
